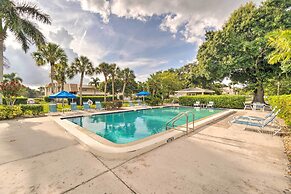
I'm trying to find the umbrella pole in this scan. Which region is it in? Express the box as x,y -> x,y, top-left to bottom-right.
62,98 -> 64,113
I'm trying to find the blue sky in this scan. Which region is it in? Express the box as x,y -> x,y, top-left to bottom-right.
5,0 -> 261,87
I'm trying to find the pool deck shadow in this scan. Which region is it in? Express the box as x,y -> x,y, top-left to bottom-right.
0,110 -> 290,193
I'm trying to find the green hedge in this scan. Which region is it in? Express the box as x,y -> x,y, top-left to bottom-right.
0,105 -> 44,120
267,95 -> 291,126
103,101 -> 122,110
20,105 -> 44,116
0,106 -> 22,119
179,95 -> 246,109
44,96 -> 112,104
3,97 -> 28,105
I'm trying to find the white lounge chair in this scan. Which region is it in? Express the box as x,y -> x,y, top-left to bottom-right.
231,109 -> 281,135
206,101 -> 214,108
193,101 -> 200,107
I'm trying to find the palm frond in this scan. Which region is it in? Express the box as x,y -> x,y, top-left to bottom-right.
16,3 -> 51,24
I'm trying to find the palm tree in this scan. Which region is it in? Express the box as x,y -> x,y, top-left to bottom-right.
0,0 -> 51,104
119,68 -> 135,99
108,63 -> 119,100
54,60 -> 68,91
89,77 -> 100,94
98,62 -> 110,102
32,43 -> 67,94
3,73 -> 22,83
69,56 -> 94,105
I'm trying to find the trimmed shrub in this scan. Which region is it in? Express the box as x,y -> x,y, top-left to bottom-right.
179,95 -> 246,109
76,96 -> 113,105
103,100 -> 122,110
267,95 -> 291,126
20,105 -> 44,116
146,96 -> 162,106
44,96 -> 113,104
3,97 -> 28,105
0,106 -> 22,120
164,97 -> 179,104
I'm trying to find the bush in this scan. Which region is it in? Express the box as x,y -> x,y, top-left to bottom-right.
103,100 -> 122,110
0,106 -> 22,120
179,95 -> 246,109
3,97 -> 28,105
164,97 -> 179,104
20,105 -> 44,116
267,95 -> 291,126
146,96 -> 162,106
44,96 -> 113,104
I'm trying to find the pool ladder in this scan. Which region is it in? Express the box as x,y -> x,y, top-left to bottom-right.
165,111 -> 195,134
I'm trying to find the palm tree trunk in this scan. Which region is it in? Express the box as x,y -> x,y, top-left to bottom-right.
79,72 -> 84,105
104,78 -> 107,102
50,63 -> 55,93
122,81 -> 127,101
0,33 -> 4,105
112,76 -> 115,101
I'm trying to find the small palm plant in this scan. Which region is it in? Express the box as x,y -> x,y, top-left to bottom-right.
69,56 -> 94,105
32,43 -> 67,93
98,62 -> 111,102
0,0 -> 51,104
89,77 -> 100,94
3,73 -> 23,83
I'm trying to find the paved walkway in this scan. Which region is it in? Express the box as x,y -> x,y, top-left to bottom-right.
0,111 -> 290,193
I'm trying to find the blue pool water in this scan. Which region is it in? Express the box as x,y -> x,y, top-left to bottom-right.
66,107 -> 222,144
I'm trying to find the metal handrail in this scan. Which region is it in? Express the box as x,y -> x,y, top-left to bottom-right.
165,112 -> 185,129
166,111 -> 195,134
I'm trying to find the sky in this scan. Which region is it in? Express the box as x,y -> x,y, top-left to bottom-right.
5,0 -> 262,88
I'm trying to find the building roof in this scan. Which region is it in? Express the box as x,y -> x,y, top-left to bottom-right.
175,87 -> 215,93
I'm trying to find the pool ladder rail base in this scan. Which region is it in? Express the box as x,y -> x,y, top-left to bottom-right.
165,111 -> 195,134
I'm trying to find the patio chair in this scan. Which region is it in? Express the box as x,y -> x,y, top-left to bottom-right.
231,110 -> 281,134
193,101 -> 200,107
71,102 -> 78,111
243,102 -> 252,110
128,100 -> 135,107
137,99 -> 142,106
206,101 -> 214,108
83,102 -> 90,110
237,106 -> 277,122
252,102 -> 265,111
49,104 -> 57,113
95,101 -> 105,110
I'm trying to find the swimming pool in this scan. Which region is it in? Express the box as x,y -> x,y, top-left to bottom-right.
66,107 -> 222,144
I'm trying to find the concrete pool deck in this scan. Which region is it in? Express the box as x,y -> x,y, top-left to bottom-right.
0,110 -> 290,193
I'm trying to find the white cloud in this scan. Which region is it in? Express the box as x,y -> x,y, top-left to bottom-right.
72,0 -> 261,44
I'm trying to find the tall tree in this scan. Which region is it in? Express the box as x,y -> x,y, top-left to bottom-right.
3,73 -> 22,83
98,62 -> 110,102
54,59 -> 69,91
69,56 -> 94,105
267,29 -> 291,73
197,0 -> 290,103
0,0 -> 51,104
119,68 -> 135,99
32,43 -> 67,93
108,63 -> 119,100
147,71 -> 182,102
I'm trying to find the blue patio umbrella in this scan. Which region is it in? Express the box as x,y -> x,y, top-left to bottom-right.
136,91 -> 150,101
49,91 -> 77,112
49,91 -> 77,99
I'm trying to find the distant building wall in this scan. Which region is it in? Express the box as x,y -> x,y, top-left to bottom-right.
44,83 -> 105,96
